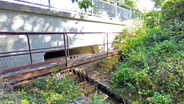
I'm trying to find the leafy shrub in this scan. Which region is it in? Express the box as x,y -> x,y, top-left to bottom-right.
150,92 -> 173,104
110,6 -> 184,103
1,67 -> 82,104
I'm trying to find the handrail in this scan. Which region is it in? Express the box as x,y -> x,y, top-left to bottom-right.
8,0 -> 141,20
0,32 -> 129,71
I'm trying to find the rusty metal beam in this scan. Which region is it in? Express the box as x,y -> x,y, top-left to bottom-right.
0,57 -> 66,75
0,32 -> 125,35
0,32 -> 129,86
3,50 -> 119,85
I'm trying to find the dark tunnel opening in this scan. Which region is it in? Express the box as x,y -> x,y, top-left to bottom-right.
44,45 -> 99,61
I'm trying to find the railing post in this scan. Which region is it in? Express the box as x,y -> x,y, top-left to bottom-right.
115,0 -> 117,20
129,8 -> 132,19
63,34 -> 68,67
74,1 -> 77,12
27,35 -> 33,65
66,34 -> 70,59
92,0 -> 94,16
48,0 -> 51,9
107,33 -> 108,56
103,34 -> 105,52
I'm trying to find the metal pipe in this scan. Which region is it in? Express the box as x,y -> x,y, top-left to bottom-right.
0,32 -> 124,35
48,0 -> 51,9
11,0 -> 141,20
107,33 -> 108,56
129,8 -> 132,19
63,34 -> 68,67
0,43 -> 109,58
0,50 -> 29,55
31,46 -> 65,51
103,34 -> 105,52
27,35 -> 33,65
66,34 -> 70,59
92,0 -> 94,16
115,0 -> 117,20
0,32 -> 130,69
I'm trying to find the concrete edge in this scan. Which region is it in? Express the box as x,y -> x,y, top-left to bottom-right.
0,0 -> 125,26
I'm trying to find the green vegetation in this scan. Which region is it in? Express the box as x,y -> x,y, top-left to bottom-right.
1,0 -> 184,104
0,67 -> 109,104
0,67 -> 82,104
110,0 -> 184,103
71,0 -> 93,12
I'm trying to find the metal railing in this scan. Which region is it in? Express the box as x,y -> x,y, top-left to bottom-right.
0,32 -> 129,71
11,0 -> 141,20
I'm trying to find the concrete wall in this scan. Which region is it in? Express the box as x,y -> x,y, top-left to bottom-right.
0,1 -> 125,70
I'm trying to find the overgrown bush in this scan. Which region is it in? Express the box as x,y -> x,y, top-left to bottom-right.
0,67 -> 82,104
161,0 -> 184,28
110,1 -> 184,103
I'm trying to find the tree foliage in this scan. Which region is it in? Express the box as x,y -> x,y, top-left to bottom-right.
161,0 -> 184,27
152,0 -> 166,7
72,0 -> 93,12
123,0 -> 138,8
72,0 -> 139,12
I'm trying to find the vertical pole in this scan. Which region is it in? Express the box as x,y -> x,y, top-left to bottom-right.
92,0 -> 94,16
48,0 -> 51,9
107,33 -> 108,56
63,34 -> 68,67
115,0 -> 117,20
66,34 -> 70,59
129,8 -> 132,19
103,34 -> 105,52
27,35 -> 33,65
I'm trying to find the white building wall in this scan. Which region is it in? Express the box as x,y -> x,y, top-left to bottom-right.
0,1 -> 125,70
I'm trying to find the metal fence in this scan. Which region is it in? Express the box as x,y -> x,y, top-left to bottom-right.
13,0 -> 141,20
0,32 -> 127,72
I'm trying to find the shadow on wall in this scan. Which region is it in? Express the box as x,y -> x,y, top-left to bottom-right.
0,7 -> 121,70
0,9 -> 85,70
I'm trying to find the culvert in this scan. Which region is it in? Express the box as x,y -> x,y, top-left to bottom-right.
44,45 -> 100,61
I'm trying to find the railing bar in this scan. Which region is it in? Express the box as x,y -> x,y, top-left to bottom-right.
0,46 -> 66,55
59,43 -> 109,50
31,46 -> 65,51
0,50 -> 60,58
107,33 -> 108,56
103,34 -> 105,52
14,0 -> 49,7
4,0 -> 140,21
0,32 -> 130,57
63,34 -> 68,67
0,32 -> 125,35
0,43 -> 112,58
27,35 -> 33,65
66,34 -> 70,58
1,50 -> 119,77
0,50 -> 29,55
